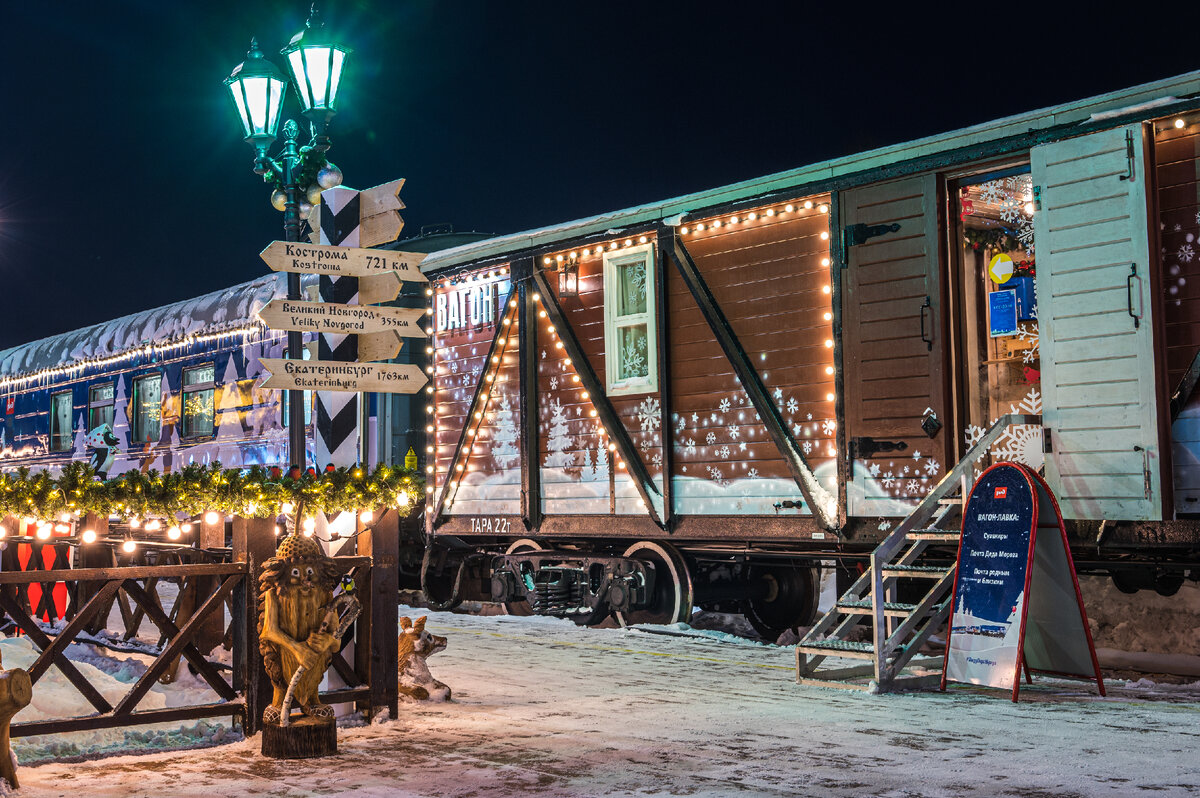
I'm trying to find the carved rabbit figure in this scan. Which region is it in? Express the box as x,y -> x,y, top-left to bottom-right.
397,615 -> 451,701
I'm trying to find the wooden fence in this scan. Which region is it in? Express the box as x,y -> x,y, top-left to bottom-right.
0,510 -> 400,738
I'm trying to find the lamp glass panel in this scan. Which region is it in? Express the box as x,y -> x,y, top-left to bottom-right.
266,78 -> 284,135
242,76 -> 273,135
303,47 -> 332,109
287,50 -> 312,109
229,85 -> 252,137
328,49 -> 345,109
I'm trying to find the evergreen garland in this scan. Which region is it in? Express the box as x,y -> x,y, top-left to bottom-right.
264,148 -> 327,196
0,461 -> 422,524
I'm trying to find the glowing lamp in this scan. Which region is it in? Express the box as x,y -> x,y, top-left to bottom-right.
281,6 -> 352,126
224,39 -> 288,151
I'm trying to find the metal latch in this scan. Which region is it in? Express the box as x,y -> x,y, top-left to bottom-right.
850,436 -> 909,459
921,408 -> 942,438
844,222 -> 900,248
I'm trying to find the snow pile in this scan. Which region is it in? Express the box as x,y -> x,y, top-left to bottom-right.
1079,576 -> 1200,656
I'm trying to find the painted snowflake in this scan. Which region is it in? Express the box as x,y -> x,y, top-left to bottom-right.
992,424 -> 1044,470
719,398 -> 731,413
883,474 -> 896,488
912,450 -> 922,461
706,432 -> 717,445
640,438 -> 652,452
1010,387 -> 1042,415
691,412 -> 699,423
549,376 -> 558,390
802,440 -> 812,454
877,520 -> 893,532
906,480 -> 922,493
747,468 -> 759,479
683,438 -> 696,456
868,462 -> 881,477
773,387 -> 783,401
822,419 -> 836,436
738,441 -> 747,452
717,445 -> 731,459
676,415 -> 686,432
728,425 -> 740,440
979,180 -> 1005,206
786,397 -> 799,414
900,465 -> 910,476
636,397 -> 661,432
652,452 -> 662,468
963,424 -> 986,449
706,466 -> 727,486
1178,244 -> 1194,264
806,413 -> 813,421
924,459 -> 940,476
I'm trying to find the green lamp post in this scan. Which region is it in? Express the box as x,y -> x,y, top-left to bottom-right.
224,6 -> 351,471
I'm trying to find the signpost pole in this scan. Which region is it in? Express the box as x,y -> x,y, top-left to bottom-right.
281,123 -> 307,470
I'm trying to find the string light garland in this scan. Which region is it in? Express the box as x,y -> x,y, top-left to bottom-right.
0,461 -> 422,528
0,323 -> 273,392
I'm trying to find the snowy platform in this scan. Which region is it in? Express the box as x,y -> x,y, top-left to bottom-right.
17,608 -> 1200,797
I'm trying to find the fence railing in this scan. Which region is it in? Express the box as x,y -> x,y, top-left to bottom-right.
0,510 -> 400,739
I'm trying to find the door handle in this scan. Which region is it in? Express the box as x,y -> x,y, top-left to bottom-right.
919,297 -> 933,351
1126,264 -> 1141,329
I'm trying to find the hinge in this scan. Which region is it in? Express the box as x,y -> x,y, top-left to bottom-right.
1135,445 -> 1152,499
1043,429 -> 1053,453
1119,129 -> 1136,181
843,222 -> 900,248
1032,185 -> 1042,211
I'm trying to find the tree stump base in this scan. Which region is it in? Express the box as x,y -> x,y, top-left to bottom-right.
261,716 -> 337,759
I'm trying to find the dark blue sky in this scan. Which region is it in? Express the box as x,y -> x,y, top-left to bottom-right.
2,2 -> 1198,349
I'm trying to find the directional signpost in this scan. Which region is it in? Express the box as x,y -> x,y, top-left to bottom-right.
259,359 -> 426,393
258,299 -> 426,336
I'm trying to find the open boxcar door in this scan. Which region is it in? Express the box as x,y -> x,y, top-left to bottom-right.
841,174 -> 953,517
1031,124 -> 1164,520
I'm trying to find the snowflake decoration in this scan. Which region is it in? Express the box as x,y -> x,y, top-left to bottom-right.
676,416 -> 686,432
719,398 -> 731,413
652,452 -> 662,468
705,431 -> 716,445
883,474 -> 896,489
912,450 -> 922,461
1178,244 -> 1194,264
738,441 -> 747,452
549,376 -> 558,390
900,465 -> 910,477
1195,209 -> 1200,226
822,419 -> 836,436
636,397 -> 661,432
728,425 -> 740,440
999,197 -> 1021,224
1009,387 -> 1042,415
868,462 -> 881,477
979,179 -> 1005,206
773,387 -> 783,401
747,468 -> 759,479
683,438 -> 696,456
706,466 -> 727,486
717,445 -> 731,459
802,440 -> 812,454
640,438 -> 652,452
963,424 -> 986,449
793,423 -> 803,436
786,397 -> 799,414
541,350 -> 547,359
905,479 -> 921,493
691,413 -> 699,423
924,459 -> 940,476
877,520 -> 893,532
992,424 -> 1044,470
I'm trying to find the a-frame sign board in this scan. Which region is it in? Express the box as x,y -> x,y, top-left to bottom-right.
941,462 -> 1105,702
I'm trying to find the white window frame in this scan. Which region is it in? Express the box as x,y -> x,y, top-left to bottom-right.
603,243 -> 658,396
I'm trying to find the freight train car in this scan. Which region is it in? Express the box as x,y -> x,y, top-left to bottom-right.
418,70 -> 1200,639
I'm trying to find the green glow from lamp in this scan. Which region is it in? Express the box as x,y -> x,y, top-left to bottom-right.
281,5 -> 351,135
224,38 -> 287,154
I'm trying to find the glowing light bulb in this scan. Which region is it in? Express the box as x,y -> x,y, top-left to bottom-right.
122,539 -> 137,553
826,392 -> 835,401
822,285 -> 831,294
680,226 -> 689,234
608,443 -> 616,452
825,365 -> 835,375
544,256 -> 552,265
766,209 -> 775,217
130,518 -> 142,529
820,231 -> 829,240
281,502 -> 295,514
36,524 -> 52,540
804,200 -> 813,209
167,526 -> 181,541
361,510 -> 374,523
181,523 -> 192,533
532,293 -> 541,302
784,205 -> 794,213
302,518 -> 316,535
204,511 -> 220,525
145,519 -> 161,532
823,311 -> 832,321
1175,118 -> 1186,129
81,529 -> 97,544
1024,202 -> 1036,215
825,339 -> 834,348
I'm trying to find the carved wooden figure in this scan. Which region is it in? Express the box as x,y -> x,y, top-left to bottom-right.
397,616 -> 451,701
257,533 -> 346,758
0,657 -> 32,789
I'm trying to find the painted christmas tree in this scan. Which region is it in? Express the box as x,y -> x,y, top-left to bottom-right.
215,355 -> 244,466
110,375 -> 132,474
492,394 -> 519,470
544,398 -> 575,469
71,413 -> 88,462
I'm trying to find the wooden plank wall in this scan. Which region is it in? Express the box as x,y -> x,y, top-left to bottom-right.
1154,123 -> 1200,512
543,249 -> 658,515
671,201 -> 837,515
431,274 -> 521,516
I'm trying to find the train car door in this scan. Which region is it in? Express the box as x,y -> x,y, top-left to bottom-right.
1031,124 -> 1163,520
841,174 -> 952,516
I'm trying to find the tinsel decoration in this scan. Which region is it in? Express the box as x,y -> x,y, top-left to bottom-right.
0,461 -> 422,524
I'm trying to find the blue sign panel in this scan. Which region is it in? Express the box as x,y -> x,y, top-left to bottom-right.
989,289 -> 1018,337
944,464 -> 1035,689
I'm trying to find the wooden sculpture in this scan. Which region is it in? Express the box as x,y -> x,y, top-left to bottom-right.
257,533 -> 358,758
397,615 -> 451,701
0,658 -> 32,789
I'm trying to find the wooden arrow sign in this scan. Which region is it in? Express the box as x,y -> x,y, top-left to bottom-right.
358,271 -> 403,305
357,330 -> 404,362
260,359 -> 428,393
260,241 -> 428,282
258,299 -> 427,337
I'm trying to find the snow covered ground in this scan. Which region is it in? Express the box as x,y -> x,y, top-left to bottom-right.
16,607 -> 1200,797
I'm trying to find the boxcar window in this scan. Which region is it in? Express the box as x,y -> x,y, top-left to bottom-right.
182,363 -> 216,438
132,375 -> 162,444
49,391 -> 73,452
88,383 -> 115,431
603,244 -> 657,395
281,346 -> 314,427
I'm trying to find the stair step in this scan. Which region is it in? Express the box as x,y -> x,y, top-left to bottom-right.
836,599 -> 918,617
880,564 -> 949,579
906,529 -> 960,542
797,639 -> 876,659
938,497 -> 963,505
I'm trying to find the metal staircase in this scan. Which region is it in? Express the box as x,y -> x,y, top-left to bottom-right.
796,414 -> 1041,692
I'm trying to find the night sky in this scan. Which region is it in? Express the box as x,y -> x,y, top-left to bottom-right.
3,2 -> 1198,351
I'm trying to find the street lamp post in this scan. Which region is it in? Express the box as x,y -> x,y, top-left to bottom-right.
224,7 -> 351,472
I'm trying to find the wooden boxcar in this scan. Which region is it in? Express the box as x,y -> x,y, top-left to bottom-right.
419,70 -> 1200,638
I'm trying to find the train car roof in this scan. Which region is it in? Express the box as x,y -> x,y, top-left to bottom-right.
0,273 -> 286,380
419,68 -> 1200,273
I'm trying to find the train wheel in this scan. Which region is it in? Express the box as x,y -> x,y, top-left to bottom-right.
614,541 -> 693,627
421,544 -> 464,612
503,539 -> 542,616
742,562 -> 819,642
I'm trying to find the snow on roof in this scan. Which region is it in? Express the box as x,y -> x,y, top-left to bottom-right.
0,273 -> 286,379
420,68 -> 1200,271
